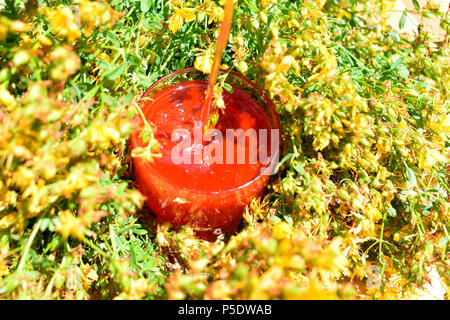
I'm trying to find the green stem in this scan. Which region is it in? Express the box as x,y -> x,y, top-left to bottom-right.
435,171 -> 450,193
83,237 -> 110,260
44,256 -> 67,297
334,44 -> 373,72
17,216 -> 44,272
442,225 -> 449,260
243,0 -> 258,12
134,13 -> 145,53
109,224 -> 117,256
160,22 -> 195,72
378,210 -> 387,259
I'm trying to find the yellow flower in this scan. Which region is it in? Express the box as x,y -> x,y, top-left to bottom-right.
114,278 -> 156,300
259,11 -> 268,24
272,221 -> 293,240
312,0 -> 327,9
167,6 -> 197,33
366,207 -> 382,222
87,122 -> 121,146
260,0 -> 277,8
176,8 -> 196,23
285,280 -> 339,300
277,55 -> 297,73
0,264 -> 8,277
429,114 -> 450,137
10,20 -> 31,33
22,27 -> 53,49
49,46 -> 80,80
194,54 -> 213,74
0,213 -> 16,230
206,5 -> 224,23
56,210 -> 85,240
168,13 -> 183,33
62,170 -> 93,196
42,5 -> 81,43
0,18 -> 8,40
337,8 -> 352,19
205,280 -> 232,299
419,147 -> 447,169
258,266 -> 283,291
0,86 -> 17,111
80,0 -> 119,37
0,16 -> 31,40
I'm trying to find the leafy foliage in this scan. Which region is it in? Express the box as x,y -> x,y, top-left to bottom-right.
0,0 -> 448,299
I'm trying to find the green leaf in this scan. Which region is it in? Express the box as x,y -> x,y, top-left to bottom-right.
338,189 -> 351,201
438,236 -> 448,248
125,53 -> 142,67
133,229 -> 148,235
389,30 -> 401,42
422,10 -> 434,19
123,90 -> 135,104
105,31 -> 121,48
103,62 -> 128,84
386,207 -> 397,218
115,182 -> 128,198
397,64 -> 409,78
391,56 -> 405,69
399,11 -> 407,29
140,0 -> 151,13
412,0 -> 420,11
129,242 -> 138,267
140,127 -> 151,143
223,83 -> 233,93
283,215 -> 293,225
293,162 -> 305,175
40,218 -> 51,232
146,20 -> 163,30
405,167 -> 417,186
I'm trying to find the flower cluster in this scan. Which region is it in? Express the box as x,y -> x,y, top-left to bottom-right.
167,0 -> 225,34
163,0 -> 448,299
0,0 -> 164,299
159,214 -> 354,300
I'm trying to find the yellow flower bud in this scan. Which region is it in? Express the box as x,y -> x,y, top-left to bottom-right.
272,221 -> 293,240
272,26 -> 279,40
259,11 -> 268,24
0,86 -> 17,111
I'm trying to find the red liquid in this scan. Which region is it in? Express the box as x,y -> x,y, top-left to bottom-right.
131,80 -> 277,236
